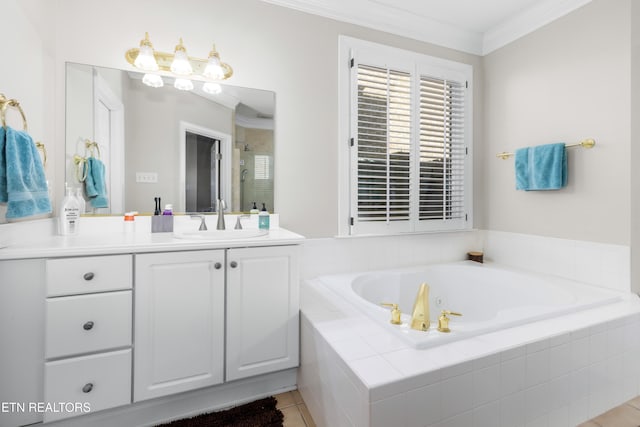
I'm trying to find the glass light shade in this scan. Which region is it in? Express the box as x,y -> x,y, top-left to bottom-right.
202,82 -> 222,95
203,56 -> 224,80
142,73 -> 164,88
174,78 -> 194,91
170,50 -> 193,75
134,45 -> 159,71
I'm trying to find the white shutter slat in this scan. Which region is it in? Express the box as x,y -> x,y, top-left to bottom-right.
418,76 -> 466,222
356,64 -> 411,223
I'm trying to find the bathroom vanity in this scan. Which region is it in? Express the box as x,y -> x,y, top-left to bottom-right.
0,216 -> 303,426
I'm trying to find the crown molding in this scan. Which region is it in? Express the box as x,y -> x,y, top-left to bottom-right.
482,0 -> 593,55
261,0 -> 593,56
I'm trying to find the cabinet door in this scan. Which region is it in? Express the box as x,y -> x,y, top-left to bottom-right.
134,250 -> 225,401
226,245 -> 299,381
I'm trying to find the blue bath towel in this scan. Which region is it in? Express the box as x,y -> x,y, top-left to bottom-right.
0,126 -> 52,218
515,143 -> 567,191
84,157 -> 109,208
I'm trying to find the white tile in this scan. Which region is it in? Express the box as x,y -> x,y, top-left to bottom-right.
441,372 -> 474,420
382,348 -> 441,377
472,401 -> 500,427
500,391 -> 525,427
607,325 -> 625,358
360,330 -> 409,354
331,336 -> 378,361
548,405 -> 568,427
568,396 -> 589,426
570,336 -> 589,370
349,355 -> 403,389
405,382 -> 442,427
525,349 -> 549,388
524,382 -> 549,423
547,375 -> 569,412
432,411 -> 473,427
501,356 -> 526,397
548,342 -> 572,379
370,393 -> 407,427
589,329 -> 608,363
473,363 -> 500,407
569,367 -> 590,401
525,413 -> 549,427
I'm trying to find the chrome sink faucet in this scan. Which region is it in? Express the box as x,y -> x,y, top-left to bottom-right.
216,199 -> 226,230
410,283 -> 430,331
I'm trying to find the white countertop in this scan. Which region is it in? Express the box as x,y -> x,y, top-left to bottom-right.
0,215 -> 304,260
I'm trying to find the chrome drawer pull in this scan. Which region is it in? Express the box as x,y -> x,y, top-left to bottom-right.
83,321 -> 94,331
230,261 -> 238,268
83,272 -> 95,281
214,262 -> 222,270
82,383 -> 93,393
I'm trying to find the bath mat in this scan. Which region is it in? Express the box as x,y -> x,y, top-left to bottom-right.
155,396 -> 284,427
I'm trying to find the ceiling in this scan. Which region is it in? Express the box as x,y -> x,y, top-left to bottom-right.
261,0 -> 592,55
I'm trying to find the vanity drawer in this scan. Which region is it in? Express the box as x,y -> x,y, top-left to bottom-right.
46,255 -> 132,297
46,291 -> 132,359
44,349 -> 131,422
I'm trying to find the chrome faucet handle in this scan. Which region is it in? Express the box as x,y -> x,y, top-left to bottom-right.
234,214 -> 251,230
190,215 -> 208,231
216,199 -> 226,230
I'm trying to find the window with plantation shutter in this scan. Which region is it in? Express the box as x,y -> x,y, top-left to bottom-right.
341,37 -> 472,236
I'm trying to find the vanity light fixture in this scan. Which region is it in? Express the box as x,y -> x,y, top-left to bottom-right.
202,82 -> 222,95
125,32 -> 233,91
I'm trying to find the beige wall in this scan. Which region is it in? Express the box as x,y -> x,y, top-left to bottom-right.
48,0 -> 483,238
483,0 -> 631,245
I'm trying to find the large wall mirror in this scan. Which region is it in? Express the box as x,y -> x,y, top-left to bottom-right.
65,62 -> 275,215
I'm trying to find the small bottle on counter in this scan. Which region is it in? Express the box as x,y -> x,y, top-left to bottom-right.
58,186 -> 80,235
124,212 -> 137,234
258,203 -> 270,230
250,202 -> 259,214
162,204 -> 173,215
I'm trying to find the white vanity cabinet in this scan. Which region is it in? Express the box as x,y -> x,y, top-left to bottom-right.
134,250 -> 226,401
226,245 -> 299,381
43,255 -> 133,422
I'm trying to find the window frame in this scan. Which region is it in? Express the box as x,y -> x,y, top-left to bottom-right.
338,36 -> 474,236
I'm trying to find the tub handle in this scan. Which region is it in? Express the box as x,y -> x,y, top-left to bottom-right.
381,303 -> 402,325
437,310 -> 462,333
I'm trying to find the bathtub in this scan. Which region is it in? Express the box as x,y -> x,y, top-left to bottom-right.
316,261 -> 622,349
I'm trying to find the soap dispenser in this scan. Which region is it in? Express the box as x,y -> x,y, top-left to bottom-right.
258,203 -> 270,230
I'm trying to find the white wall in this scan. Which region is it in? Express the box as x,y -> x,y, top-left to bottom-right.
49,0 -> 483,238
483,0 -> 631,245
0,0 -> 55,223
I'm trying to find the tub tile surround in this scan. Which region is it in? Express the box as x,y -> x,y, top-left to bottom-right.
300,282 -> 640,426
299,230 -> 640,426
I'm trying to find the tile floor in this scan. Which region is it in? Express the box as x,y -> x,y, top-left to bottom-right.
275,390 -> 316,427
280,391 -> 640,426
579,395 -> 640,427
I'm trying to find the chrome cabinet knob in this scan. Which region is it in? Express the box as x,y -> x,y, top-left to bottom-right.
82,383 -> 93,393
83,272 -> 95,281
83,321 -> 94,331
214,262 -> 222,270
230,261 -> 238,268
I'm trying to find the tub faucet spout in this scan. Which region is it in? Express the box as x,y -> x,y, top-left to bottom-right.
410,283 -> 430,331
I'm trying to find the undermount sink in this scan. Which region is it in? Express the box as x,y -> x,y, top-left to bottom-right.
173,229 -> 269,240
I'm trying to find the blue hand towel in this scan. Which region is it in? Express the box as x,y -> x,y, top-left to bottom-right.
0,126 -> 52,218
515,143 -> 567,191
84,157 -> 109,208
